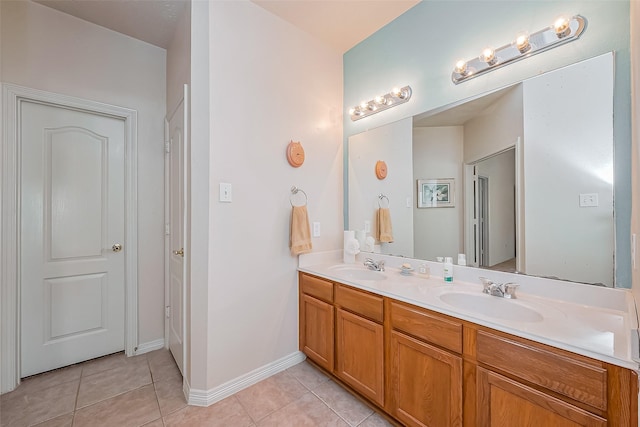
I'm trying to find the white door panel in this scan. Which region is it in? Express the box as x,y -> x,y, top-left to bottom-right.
167,95 -> 186,376
20,101 -> 125,377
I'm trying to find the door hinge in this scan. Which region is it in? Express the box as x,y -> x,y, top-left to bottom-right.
165,223 -> 170,235
165,306 -> 171,318
164,141 -> 170,154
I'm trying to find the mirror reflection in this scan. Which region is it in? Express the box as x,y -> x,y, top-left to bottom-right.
348,53 -> 615,287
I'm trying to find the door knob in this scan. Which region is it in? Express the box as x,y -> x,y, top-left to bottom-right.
173,248 -> 184,257
112,243 -> 122,252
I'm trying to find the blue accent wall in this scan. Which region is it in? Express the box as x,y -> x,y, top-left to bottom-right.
343,1 -> 631,287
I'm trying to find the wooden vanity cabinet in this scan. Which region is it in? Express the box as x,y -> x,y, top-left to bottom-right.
298,273 -> 334,372
468,327 -> 638,427
388,301 -> 464,427
298,273 -> 638,427
335,284 -> 385,406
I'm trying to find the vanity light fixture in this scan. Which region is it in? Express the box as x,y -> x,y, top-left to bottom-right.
349,86 -> 412,121
452,15 -> 586,84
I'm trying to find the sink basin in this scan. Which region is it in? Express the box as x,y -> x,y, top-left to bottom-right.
437,292 -> 544,323
328,265 -> 387,281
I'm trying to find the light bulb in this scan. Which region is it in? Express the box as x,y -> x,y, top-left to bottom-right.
360,101 -> 368,109
515,34 -> 530,53
348,107 -> 356,115
481,47 -> 496,65
392,87 -> 407,99
374,95 -> 386,105
554,17 -> 570,37
454,60 -> 467,74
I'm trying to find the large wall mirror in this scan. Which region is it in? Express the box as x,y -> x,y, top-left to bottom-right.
348,53 -> 615,287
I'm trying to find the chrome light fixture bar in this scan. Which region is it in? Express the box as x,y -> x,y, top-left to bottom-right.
349,86 -> 412,121
452,15 -> 586,84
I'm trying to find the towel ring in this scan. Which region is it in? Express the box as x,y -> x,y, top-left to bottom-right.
290,186 -> 308,207
378,194 -> 389,208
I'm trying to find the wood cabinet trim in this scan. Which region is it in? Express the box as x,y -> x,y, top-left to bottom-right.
335,284 -> 384,323
336,308 -> 385,406
300,294 -> 334,372
299,273 -> 334,303
389,300 -> 462,354
390,330 -> 463,427
477,367 -> 607,427
476,330 -> 607,410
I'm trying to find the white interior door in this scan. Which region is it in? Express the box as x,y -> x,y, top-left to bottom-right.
20,100 -> 126,377
167,95 -> 186,375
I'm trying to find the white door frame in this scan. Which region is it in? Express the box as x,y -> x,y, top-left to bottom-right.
1,83 -> 138,393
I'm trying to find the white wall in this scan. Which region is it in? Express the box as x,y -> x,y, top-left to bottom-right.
0,1 -> 166,345
463,86 -> 523,164
167,4 -> 190,114
189,1 -> 343,392
412,126 -> 463,260
349,118 -> 414,257
475,149 -> 516,266
523,54 -> 614,287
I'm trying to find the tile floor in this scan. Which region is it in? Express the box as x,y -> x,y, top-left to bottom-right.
0,350 -> 394,427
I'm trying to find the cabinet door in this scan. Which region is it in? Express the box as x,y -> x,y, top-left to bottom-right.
390,331 -> 463,427
476,367 -> 606,427
336,308 -> 384,406
300,294 -> 334,372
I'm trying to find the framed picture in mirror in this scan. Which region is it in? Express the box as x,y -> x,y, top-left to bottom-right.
418,178 -> 455,208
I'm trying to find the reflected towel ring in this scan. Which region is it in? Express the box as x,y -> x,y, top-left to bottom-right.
378,194 -> 389,208
290,186 -> 308,207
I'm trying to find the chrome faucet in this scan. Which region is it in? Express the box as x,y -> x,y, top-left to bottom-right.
364,258 -> 385,272
479,277 -> 519,299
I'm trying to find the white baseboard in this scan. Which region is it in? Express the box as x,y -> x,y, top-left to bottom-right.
135,339 -> 166,355
186,351 -> 306,407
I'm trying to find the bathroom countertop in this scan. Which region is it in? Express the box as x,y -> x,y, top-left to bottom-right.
298,251 -> 640,371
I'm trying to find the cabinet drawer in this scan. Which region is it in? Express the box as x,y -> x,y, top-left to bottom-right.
300,273 -> 333,303
476,330 -> 607,410
335,285 -> 383,323
390,301 -> 462,354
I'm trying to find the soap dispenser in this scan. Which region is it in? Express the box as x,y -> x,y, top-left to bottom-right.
443,257 -> 453,282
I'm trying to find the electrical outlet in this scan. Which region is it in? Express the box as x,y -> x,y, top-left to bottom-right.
313,222 -> 321,237
579,193 -> 598,207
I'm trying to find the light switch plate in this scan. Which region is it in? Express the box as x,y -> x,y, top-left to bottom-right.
364,221 -> 371,233
313,222 -> 321,237
220,183 -> 232,202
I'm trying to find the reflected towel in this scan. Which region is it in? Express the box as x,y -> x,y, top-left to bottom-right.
376,207 -> 393,243
290,205 -> 312,256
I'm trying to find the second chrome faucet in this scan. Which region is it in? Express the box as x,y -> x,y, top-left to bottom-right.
364,258 -> 385,272
479,277 -> 519,299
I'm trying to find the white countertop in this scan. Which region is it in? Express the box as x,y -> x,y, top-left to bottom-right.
299,251 -> 640,371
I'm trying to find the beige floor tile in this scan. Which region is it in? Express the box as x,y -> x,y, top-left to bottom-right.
235,371 -> 308,422
357,413 -> 395,427
0,380 -> 78,427
147,350 -> 181,383
286,361 -> 329,391
81,351 -> 146,377
30,413 -> 74,427
256,393 -> 349,427
154,375 -> 187,416
5,365 -> 82,399
163,396 -> 253,427
312,381 -> 373,426
141,419 -> 165,427
76,356 -> 151,408
73,384 -> 160,427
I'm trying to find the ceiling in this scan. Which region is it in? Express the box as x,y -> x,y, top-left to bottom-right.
33,0 -> 419,52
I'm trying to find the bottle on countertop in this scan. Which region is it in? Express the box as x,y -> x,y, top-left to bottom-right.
443,257 -> 453,282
